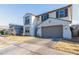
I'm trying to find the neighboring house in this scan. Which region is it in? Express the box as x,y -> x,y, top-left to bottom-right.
71,25 -> 79,37
23,4 -> 79,39
9,24 -> 23,35
0,26 -> 9,35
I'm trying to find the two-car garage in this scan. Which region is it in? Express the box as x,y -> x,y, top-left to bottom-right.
42,25 -> 63,38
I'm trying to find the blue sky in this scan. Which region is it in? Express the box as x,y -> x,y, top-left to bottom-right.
0,4 -> 78,26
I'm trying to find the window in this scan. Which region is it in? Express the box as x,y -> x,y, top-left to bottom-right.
25,30 -> 29,33
25,30 -> 27,32
11,29 -> 13,31
24,16 -> 30,25
59,10 -> 65,17
27,30 -> 29,33
41,13 -> 49,21
56,8 -> 68,18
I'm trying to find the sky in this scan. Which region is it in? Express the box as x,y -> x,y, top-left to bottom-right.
0,4 -> 79,26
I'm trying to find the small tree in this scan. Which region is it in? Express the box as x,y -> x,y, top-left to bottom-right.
0,30 -> 4,35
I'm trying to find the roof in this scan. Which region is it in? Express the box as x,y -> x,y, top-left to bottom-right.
71,25 -> 79,29
24,5 -> 72,23
9,24 -> 23,27
37,4 -> 72,16
24,4 -> 72,17
71,25 -> 79,27
49,17 -> 71,22
24,13 -> 37,16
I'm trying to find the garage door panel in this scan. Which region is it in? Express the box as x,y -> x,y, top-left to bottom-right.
42,25 -> 63,38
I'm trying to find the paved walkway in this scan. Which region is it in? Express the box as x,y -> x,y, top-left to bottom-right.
0,37 -> 73,55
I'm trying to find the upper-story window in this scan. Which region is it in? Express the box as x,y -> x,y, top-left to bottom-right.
41,13 -> 49,22
56,8 -> 68,18
59,10 -> 65,17
24,16 -> 30,25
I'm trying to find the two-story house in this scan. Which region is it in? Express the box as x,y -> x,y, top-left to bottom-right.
23,4 -> 79,39
23,13 -> 37,36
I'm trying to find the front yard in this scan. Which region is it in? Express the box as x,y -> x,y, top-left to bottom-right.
0,35 -> 79,55
0,35 -> 36,48
52,40 -> 79,55
5,35 -> 36,43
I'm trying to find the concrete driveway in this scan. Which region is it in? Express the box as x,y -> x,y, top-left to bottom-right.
0,36 -> 73,55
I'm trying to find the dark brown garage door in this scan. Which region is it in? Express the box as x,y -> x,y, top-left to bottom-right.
42,25 -> 63,38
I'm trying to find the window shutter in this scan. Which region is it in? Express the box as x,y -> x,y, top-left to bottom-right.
41,16 -> 43,21
47,14 -> 49,18
65,8 -> 68,17
56,11 -> 58,18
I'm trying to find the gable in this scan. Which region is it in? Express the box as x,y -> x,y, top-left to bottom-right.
38,18 -> 70,27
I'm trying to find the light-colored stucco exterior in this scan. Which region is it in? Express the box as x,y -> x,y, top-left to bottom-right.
37,18 -> 71,39
72,4 -> 79,24
23,13 -> 37,36
23,4 -> 79,39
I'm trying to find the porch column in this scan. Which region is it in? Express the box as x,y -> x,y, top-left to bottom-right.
23,26 -> 26,35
